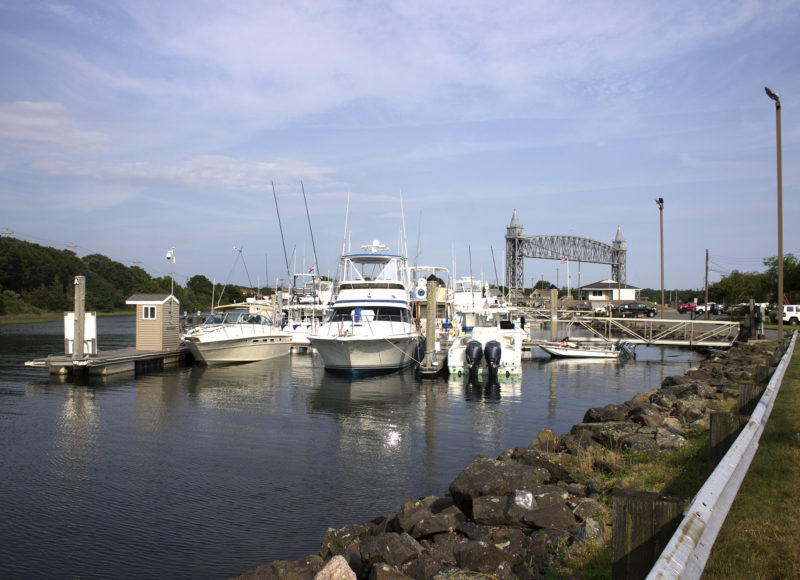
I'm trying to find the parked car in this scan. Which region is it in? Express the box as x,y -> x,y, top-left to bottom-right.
678,303 -> 697,314
613,302 -> 657,318
782,305 -> 800,325
694,303 -> 722,315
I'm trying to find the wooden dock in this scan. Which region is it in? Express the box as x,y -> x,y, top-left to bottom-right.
419,348 -> 448,377
25,347 -> 188,377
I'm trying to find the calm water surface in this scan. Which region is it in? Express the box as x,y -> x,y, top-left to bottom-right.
0,316 -> 703,579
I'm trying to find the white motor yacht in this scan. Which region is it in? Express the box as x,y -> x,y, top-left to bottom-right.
308,240 -> 420,373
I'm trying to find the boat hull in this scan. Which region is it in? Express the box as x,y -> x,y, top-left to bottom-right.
185,333 -> 292,364
308,334 -> 420,373
538,343 -> 620,359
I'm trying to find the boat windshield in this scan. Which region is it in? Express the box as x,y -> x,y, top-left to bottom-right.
338,282 -> 406,291
327,306 -> 409,323
204,311 -> 272,326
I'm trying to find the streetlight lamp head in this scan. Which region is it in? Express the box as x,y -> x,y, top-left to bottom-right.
765,86 -> 780,103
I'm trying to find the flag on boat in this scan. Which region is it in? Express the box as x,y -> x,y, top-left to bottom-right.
308,265 -> 315,273
166,249 -> 175,263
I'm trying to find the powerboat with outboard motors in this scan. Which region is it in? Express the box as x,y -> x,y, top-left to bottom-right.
447,320 -> 526,378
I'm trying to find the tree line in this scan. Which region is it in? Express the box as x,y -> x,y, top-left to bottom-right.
0,237 -> 260,316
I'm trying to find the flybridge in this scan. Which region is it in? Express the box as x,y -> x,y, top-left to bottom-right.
339,240 -> 410,285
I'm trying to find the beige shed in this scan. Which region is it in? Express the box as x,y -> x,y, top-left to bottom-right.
125,294 -> 181,351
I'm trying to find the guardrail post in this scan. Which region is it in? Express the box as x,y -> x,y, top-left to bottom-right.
710,412 -> 749,464
737,383 -> 765,417
612,489 -> 688,580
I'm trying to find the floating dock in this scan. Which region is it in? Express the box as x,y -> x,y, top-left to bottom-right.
25,347 -> 187,377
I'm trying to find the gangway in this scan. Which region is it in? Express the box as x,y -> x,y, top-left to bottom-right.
561,316 -> 740,348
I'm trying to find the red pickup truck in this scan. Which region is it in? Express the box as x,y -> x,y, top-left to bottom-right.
678,303 -> 697,313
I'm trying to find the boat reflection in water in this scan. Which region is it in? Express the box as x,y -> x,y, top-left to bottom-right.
447,373 -> 522,402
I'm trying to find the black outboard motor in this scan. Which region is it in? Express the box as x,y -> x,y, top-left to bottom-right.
465,340 -> 483,370
483,340 -> 502,371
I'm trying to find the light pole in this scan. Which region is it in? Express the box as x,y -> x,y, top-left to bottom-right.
765,87 -> 783,342
655,197 -> 664,319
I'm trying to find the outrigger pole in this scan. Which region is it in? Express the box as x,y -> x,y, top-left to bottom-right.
271,181 -> 291,279
300,181 -> 320,282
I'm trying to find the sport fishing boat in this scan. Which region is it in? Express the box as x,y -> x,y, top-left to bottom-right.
308,240 -> 420,373
182,304 -> 291,365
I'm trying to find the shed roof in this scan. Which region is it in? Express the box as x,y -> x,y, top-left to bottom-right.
582,279 -> 640,290
125,293 -> 180,305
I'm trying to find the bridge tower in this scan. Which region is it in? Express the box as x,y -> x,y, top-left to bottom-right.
505,209 -> 527,300
611,226 -> 627,288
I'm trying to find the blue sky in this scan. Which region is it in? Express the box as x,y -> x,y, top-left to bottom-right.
1,1 -> 798,293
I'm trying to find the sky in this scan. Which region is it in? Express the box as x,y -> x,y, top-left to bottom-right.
1,1 -> 798,294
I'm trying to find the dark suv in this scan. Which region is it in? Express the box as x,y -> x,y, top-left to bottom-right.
613,302 -> 657,318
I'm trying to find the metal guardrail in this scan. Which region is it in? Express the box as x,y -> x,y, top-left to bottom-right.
646,331 -> 797,579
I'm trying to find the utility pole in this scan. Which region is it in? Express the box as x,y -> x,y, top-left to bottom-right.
704,249 -> 709,320
765,87 -> 783,341
656,198 -> 664,319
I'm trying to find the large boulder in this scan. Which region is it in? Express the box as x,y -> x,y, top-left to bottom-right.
453,540 -> 515,576
499,447 -> 574,483
449,457 -> 549,516
359,533 -> 423,569
236,555 -> 325,579
522,503 -> 577,531
320,523 -> 371,559
315,555 -> 356,580
583,403 -> 630,423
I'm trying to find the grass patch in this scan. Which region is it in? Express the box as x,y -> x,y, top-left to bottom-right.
0,313 -> 61,324
702,350 -> 800,579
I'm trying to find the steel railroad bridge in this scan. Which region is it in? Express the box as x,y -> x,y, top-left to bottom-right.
505,209 -> 628,300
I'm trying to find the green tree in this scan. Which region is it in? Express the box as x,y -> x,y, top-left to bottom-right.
762,253 -> 800,303
708,270 -> 769,305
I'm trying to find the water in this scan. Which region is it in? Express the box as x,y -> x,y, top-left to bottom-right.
0,317 -> 703,579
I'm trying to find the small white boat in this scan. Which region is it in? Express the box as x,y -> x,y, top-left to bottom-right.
538,339 -> 633,359
308,240 -> 421,374
182,305 -> 291,365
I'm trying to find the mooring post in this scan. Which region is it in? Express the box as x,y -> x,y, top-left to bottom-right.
72,274 -> 86,361
612,489 -> 688,580
550,288 -> 558,342
424,275 -> 437,367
